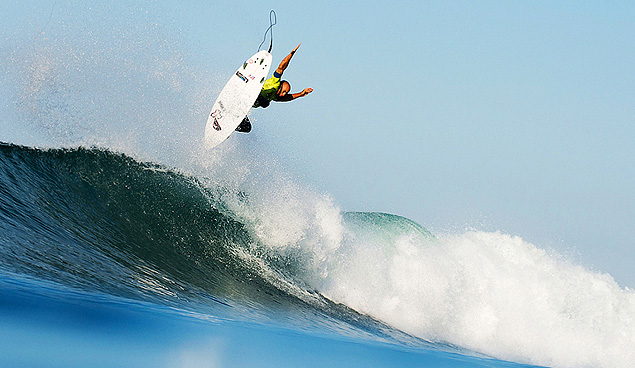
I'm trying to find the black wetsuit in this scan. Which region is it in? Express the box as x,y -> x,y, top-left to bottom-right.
235,95 -> 273,133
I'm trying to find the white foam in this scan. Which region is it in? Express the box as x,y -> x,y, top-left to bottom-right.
317,228 -> 635,368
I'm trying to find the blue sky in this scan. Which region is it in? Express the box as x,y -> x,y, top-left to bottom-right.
1,1 -> 634,287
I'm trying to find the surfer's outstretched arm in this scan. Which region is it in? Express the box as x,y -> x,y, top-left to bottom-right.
275,43 -> 301,75
277,88 -> 313,102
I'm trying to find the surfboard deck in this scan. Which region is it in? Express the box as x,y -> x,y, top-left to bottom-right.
204,50 -> 273,149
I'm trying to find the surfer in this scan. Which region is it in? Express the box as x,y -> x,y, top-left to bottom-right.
236,43 -> 313,133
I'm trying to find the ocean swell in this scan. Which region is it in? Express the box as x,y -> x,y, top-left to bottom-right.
2,142 -> 633,368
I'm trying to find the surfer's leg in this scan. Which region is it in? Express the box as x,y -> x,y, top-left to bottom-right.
235,116 -> 252,133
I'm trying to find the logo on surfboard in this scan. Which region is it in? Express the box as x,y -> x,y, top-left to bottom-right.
212,118 -> 221,131
211,109 -> 222,131
236,71 -> 249,83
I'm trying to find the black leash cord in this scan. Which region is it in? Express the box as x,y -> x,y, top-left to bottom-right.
258,10 -> 277,53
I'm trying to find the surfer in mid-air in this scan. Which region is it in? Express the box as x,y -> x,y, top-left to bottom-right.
236,43 -> 313,133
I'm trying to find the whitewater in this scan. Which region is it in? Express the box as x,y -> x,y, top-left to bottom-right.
1,8 -> 634,368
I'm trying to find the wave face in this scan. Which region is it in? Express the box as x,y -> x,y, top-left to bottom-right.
0,142 -> 407,342
1,142 -> 634,368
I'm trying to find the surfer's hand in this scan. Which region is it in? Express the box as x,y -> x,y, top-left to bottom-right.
291,43 -> 301,54
302,88 -> 313,96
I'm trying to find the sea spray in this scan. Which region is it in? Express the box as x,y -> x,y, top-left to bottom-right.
311,222 -> 635,368
208,166 -> 635,368
1,3 -> 209,166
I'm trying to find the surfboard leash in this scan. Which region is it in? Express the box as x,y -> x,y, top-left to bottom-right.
258,10 -> 277,53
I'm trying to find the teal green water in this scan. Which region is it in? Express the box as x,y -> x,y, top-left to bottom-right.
0,143 -> 539,367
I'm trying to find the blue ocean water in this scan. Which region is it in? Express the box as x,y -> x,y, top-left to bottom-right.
0,272 -> 529,368
0,143 -> 633,368
0,143 -> 539,368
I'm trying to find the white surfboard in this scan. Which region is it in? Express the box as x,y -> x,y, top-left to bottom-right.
204,50 -> 273,149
